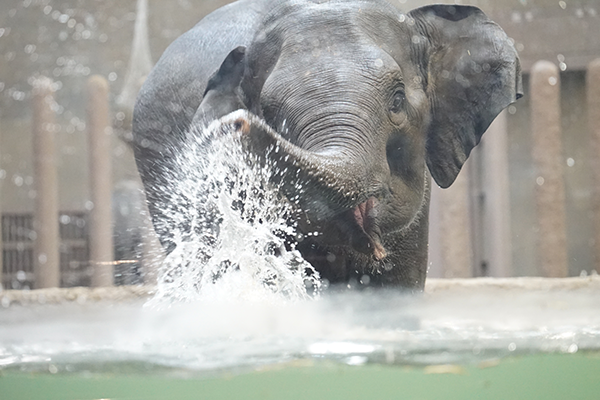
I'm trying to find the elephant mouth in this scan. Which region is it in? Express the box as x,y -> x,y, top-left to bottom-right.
297,196 -> 388,262
350,197 -> 387,261
294,196 -> 388,283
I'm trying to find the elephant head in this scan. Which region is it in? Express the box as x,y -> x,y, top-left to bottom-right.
136,0 -> 522,290
195,2 -> 522,288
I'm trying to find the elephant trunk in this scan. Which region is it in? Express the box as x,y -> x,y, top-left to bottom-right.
222,110 -> 388,260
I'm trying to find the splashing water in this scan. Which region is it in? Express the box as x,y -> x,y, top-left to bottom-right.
149,113 -> 320,304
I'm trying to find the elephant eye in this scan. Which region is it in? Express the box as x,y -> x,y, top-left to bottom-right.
390,91 -> 405,114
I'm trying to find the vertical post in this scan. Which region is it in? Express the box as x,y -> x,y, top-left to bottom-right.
429,164 -> 473,279
427,184 -> 443,278
32,77 -> 60,288
481,111 -> 512,277
530,61 -> 568,277
87,75 -> 114,287
588,58 -> 600,273
0,120 -> 3,288
468,144 -> 485,276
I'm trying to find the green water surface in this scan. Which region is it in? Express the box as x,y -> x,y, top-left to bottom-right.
2,353 -> 599,400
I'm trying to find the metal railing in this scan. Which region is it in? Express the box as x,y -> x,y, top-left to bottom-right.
2,212 -> 90,290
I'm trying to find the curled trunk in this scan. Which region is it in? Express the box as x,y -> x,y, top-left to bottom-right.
223,111 -> 384,219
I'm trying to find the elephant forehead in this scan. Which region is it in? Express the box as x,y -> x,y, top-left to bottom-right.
261,55 -> 397,122
259,56 -> 395,154
270,43 -> 403,89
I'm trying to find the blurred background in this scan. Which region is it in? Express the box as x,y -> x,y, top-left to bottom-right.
0,0 -> 599,289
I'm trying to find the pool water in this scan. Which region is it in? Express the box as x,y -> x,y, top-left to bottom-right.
1,281 -> 599,399
2,353 -> 599,400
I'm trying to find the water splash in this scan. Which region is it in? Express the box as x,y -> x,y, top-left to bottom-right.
149,113 -> 320,305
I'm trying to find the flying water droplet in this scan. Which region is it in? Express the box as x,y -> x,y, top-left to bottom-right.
149,115 -> 320,305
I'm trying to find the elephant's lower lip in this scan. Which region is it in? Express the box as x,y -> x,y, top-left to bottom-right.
352,197 -> 387,261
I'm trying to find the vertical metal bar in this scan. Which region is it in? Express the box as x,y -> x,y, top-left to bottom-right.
530,61 -> 568,277
32,77 -> 60,288
588,58 -> 600,273
87,75 -> 114,287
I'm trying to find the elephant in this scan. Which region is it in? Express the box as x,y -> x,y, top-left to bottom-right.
133,0 -> 522,290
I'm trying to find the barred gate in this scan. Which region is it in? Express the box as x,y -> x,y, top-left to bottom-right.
1,212 -> 90,290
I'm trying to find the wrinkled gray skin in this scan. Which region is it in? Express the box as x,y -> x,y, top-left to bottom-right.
133,0 -> 522,290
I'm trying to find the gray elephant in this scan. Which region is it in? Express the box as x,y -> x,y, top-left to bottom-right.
133,0 -> 522,290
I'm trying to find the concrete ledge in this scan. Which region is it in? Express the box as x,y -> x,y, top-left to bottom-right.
0,285 -> 154,307
1,276 -> 599,306
424,275 -> 600,293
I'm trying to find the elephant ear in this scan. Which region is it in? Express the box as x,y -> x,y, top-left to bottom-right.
408,5 -> 523,188
196,27 -> 283,123
195,46 -> 248,123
